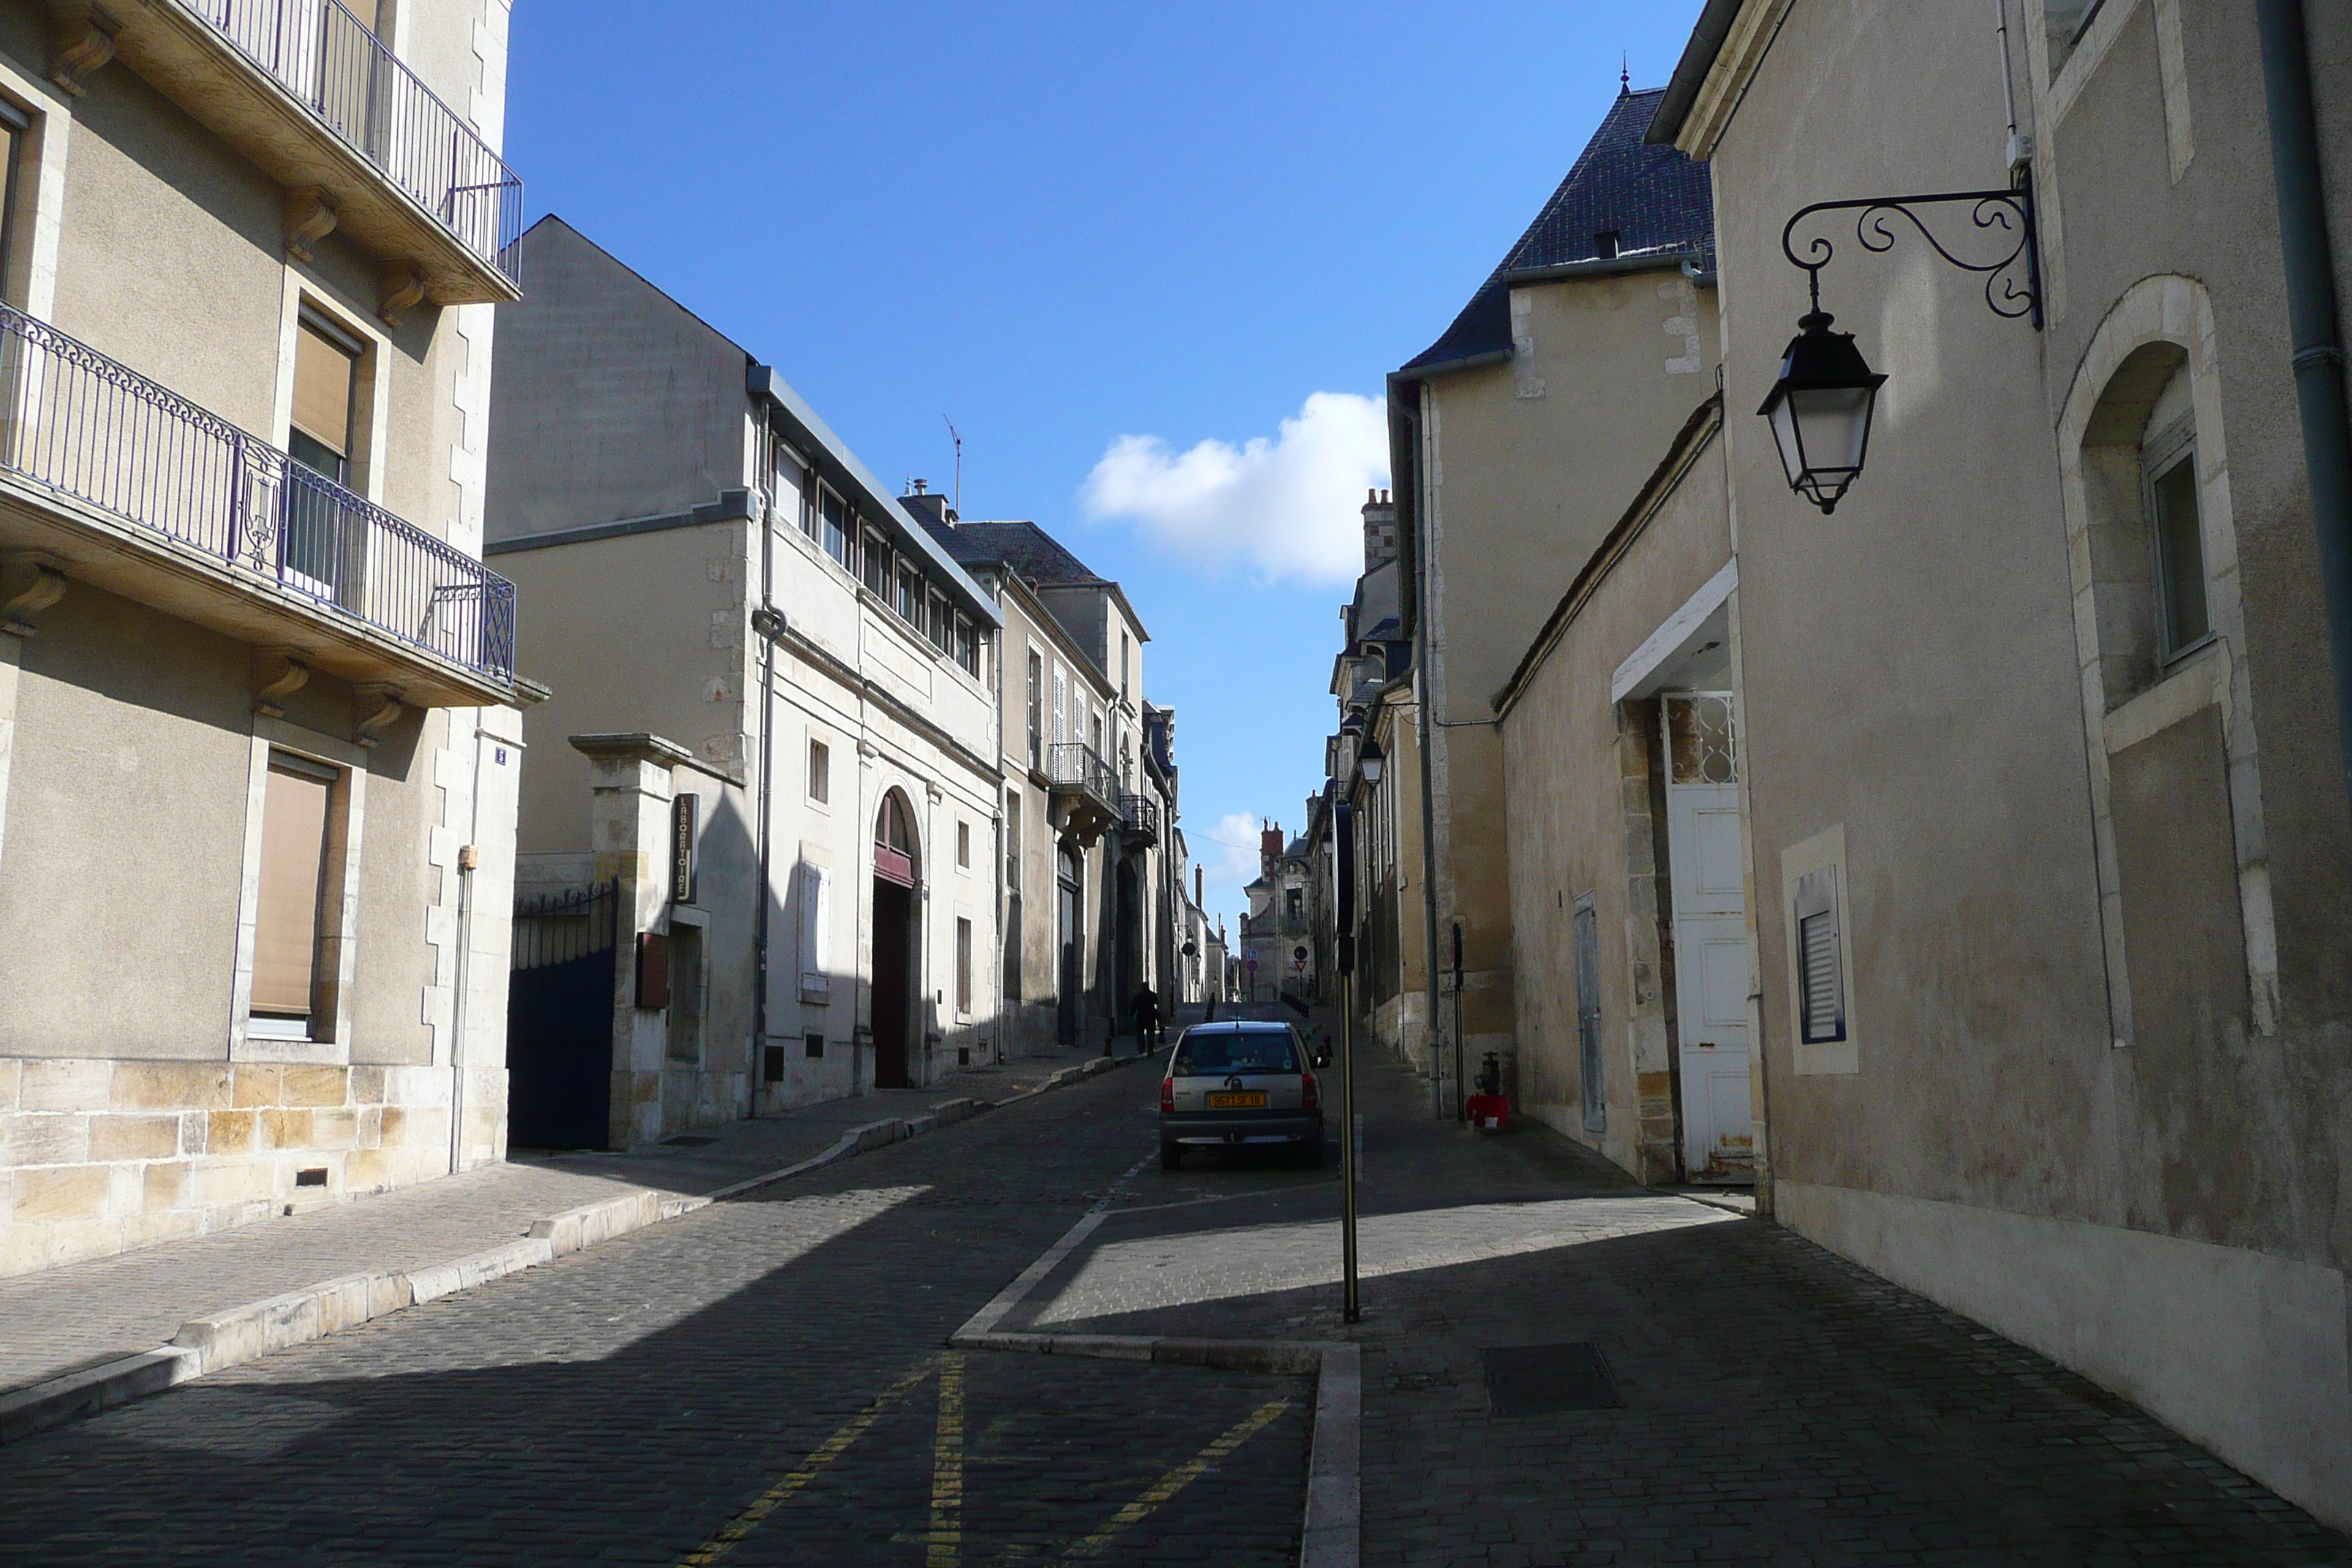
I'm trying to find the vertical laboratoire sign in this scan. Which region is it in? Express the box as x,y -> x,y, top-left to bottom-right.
671,793 -> 698,905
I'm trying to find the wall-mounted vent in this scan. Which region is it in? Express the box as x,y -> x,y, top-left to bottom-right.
295,1166 -> 328,1188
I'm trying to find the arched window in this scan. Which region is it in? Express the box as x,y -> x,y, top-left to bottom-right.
874,791 -> 919,888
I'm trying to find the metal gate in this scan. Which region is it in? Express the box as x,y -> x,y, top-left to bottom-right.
506,881 -> 617,1150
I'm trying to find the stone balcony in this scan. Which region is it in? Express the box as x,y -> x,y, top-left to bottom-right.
50,0 -> 524,311
0,303 -> 516,706
1046,742 -> 1120,847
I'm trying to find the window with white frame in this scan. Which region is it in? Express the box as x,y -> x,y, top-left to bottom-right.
0,97 -> 28,305
822,490 -> 851,568
954,614 -> 979,677
1794,865 -> 1847,1045
250,752 -> 339,1038
2144,386 -> 2211,663
863,530 -> 890,597
1027,652 -> 1044,767
956,917 -> 974,1016
807,738 -> 830,805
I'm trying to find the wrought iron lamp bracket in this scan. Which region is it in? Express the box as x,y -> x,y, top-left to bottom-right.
1780,184 -> 2042,328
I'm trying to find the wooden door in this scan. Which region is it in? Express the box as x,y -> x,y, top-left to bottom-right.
1661,692 -> 1754,1181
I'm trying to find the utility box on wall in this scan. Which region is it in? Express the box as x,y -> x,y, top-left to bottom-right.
636,930 -> 670,1009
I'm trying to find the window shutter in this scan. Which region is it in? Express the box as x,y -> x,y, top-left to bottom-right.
291,320 -> 358,459
1053,671 -> 1068,745
1795,866 -> 1846,1044
799,864 -> 832,998
252,758 -> 333,1017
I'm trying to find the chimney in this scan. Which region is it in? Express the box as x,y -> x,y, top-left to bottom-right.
1362,487 -> 1398,572
1261,821 -> 1284,876
900,480 -> 956,530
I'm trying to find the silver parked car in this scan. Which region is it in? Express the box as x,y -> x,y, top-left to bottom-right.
1158,1021 -> 1324,1169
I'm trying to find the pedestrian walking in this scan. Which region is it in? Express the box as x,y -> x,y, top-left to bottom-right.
1131,983 -> 1161,1055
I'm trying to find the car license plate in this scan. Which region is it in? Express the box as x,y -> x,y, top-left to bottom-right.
1207,1092 -> 1267,1109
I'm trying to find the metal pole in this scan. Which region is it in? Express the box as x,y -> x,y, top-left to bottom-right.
2256,0 -> 2352,815
1340,966 -> 1360,1324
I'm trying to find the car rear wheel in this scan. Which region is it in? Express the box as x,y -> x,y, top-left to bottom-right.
1160,1139 -> 1183,1170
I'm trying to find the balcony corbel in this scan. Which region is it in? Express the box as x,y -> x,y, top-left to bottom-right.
377,265 -> 426,329
353,682 -> 403,747
252,649 -> 309,716
45,1 -> 120,97
0,556 -> 67,638
284,186 -> 337,263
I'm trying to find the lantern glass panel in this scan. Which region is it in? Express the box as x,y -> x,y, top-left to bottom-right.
1793,385 -> 1875,474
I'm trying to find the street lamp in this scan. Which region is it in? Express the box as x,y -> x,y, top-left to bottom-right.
1768,187 -> 2041,513
1756,311 -> 1885,515
1357,734 -> 1385,785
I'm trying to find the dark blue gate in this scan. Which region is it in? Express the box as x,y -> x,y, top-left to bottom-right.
506,881 -> 617,1150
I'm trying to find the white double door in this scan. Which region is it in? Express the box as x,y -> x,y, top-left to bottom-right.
1661,692 -> 1754,1182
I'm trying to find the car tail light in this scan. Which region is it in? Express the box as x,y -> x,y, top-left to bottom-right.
1160,1077 -> 1176,1112
1300,1072 -> 1319,1109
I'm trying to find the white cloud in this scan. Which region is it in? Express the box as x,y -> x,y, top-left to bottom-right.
1079,392 -> 1389,585
1203,812 -> 1265,889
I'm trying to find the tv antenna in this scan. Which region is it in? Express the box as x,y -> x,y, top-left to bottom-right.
943,416 -> 962,517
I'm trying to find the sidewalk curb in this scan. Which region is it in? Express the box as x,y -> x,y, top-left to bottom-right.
0,1066 -> 1126,1445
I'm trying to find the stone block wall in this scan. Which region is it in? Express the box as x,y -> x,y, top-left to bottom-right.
0,1058 -> 495,1277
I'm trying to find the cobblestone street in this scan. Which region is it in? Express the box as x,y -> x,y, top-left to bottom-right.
6,1039 -> 2351,1566
0,1066 -> 1312,1567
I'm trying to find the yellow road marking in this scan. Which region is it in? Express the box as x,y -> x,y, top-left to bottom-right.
929,1351 -> 967,1568
676,1358 -> 938,1567
1060,1398 -> 1292,1560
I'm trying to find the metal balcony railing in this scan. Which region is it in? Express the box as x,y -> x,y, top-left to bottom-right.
1047,742 -> 1117,804
1118,794 -> 1160,842
188,0 -> 524,286
0,304 -> 516,682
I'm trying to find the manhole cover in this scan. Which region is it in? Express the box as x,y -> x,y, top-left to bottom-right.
1480,1342 -> 1622,1415
662,1135 -> 720,1147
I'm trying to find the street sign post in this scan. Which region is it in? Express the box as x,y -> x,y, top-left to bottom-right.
1333,802 -> 1359,1324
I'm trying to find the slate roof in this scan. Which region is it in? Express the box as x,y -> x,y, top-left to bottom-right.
924,519 -> 1104,586
1401,87 -> 1714,374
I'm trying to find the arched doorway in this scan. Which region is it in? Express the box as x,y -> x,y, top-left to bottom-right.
872,791 -> 920,1088
1055,842 -> 1082,1044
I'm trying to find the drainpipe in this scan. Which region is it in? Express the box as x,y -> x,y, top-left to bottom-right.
2257,0 -> 2352,813
448,708 -> 486,1175
1406,396 -> 1445,1120
750,484 -> 783,1119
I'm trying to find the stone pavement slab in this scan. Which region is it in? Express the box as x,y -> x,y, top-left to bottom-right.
0,1043 -> 1127,1401
0,1068 -> 1312,1567
1010,1049 -> 2352,1565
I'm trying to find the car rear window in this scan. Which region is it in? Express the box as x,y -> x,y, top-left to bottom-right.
1173,1029 -> 1298,1077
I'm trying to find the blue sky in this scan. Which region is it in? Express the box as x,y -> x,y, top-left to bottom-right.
504,0 -> 1706,928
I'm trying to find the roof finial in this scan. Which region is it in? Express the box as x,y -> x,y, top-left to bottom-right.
1621,54 -> 1630,95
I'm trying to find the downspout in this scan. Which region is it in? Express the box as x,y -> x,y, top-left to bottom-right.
448,708 -> 486,1174
1406,393 -> 1444,1120
2256,0 -> 2352,813
750,428 -> 781,1120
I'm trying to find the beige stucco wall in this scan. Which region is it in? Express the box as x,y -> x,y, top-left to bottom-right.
1690,0 -> 2352,1526
0,0 -> 519,1274
1419,270 -> 1724,1097
1499,419 -> 1729,1183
